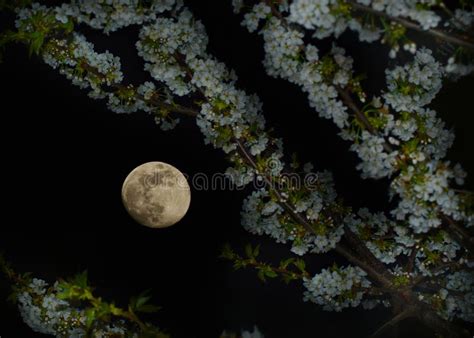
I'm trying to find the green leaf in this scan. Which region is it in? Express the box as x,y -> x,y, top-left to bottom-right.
84,308 -> 96,329
136,304 -> 162,313
28,31 -> 44,57
252,245 -> 260,258
220,244 -> 235,260
264,269 -> 278,278
213,98 -> 227,111
63,19 -> 74,34
244,244 -> 253,259
294,259 -> 306,272
109,303 -> 122,316
7,292 -> 18,304
257,269 -> 266,283
279,258 -> 295,270
73,270 -> 88,288
130,289 -> 161,313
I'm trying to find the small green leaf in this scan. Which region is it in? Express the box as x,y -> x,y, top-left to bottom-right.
63,19 -> 74,34
136,293 -> 151,309
84,308 -> 96,328
253,245 -> 260,258
136,304 -> 162,313
73,270 -> 88,288
28,31 -> 44,57
294,259 -> 306,272
130,289 -> 161,314
279,258 -> 295,269
264,269 -> 278,278
244,244 -> 253,259
220,244 -> 235,260
213,98 -> 227,111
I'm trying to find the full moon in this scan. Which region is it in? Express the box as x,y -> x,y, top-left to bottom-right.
121,162 -> 191,228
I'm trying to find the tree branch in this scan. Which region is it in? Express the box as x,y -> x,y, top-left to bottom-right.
348,0 -> 474,51
370,305 -> 417,337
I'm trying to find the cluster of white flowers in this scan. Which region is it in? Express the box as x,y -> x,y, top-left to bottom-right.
136,8 -> 275,159
242,2 -> 271,32
261,16 -> 304,80
241,326 -> 265,338
373,0 -> 441,30
241,177 -> 343,256
222,325 -> 265,338
107,81 -> 160,115
348,18 -> 382,42
14,3 -> 49,30
16,277 -> 134,337
40,32 -> 123,97
287,0 -> 440,38
303,265 -> 371,311
14,3 -> 164,130
136,9 -> 207,96
453,9 -> 474,27
446,56 -> 474,79
441,271 -> 474,322
18,278 -> 86,336
259,17 -> 351,129
417,231 -> 460,275
232,0 -> 244,14
345,208 -> 406,264
391,161 -> 470,233
242,0 -> 473,76
384,48 -> 443,112
350,131 -> 399,179
393,225 -> 467,278
54,0 -> 177,33
393,224 -> 417,248
288,0 -> 345,38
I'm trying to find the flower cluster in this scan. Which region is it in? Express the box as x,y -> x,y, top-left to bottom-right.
14,1 -> 200,129
288,0 -> 347,38
303,265 -> 371,311
136,9 -> 207,96
242,3 -> 271,32
221,325 -> 265,338
43,33 -> 123,95
443,271 -> 474,322
345,208 -> 406,264
260,17 -> 352,129
350,131 -> 399,179
241,171 -> 343,257
17,278 -> 128,337
286,0 -> 451,56
136,8 -> 275,159
54,0 -> 176,34
384,48 -> 443,112
248,0 -> 474,73
287,0 -> 440,40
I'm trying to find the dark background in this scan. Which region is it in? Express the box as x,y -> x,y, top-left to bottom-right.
0,1 -> 473,337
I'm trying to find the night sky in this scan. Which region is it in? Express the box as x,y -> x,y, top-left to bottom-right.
0,1 -> 473,337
